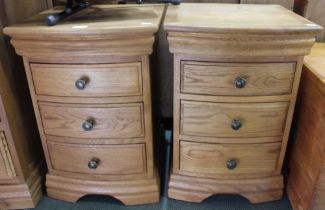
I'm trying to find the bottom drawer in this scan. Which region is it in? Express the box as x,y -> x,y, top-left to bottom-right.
48,142 -> 146,175
180,141 -> 280,177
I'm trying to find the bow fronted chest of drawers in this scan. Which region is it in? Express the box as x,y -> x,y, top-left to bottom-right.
4,4 -> 164,205
164,3 -> 322,203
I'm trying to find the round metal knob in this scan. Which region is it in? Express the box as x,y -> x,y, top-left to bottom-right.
75,78 -> 88,90
231,119 -> 242,130
227,159 -> 237,170
82,119 -> 94,131
234,77 -> 247,89
88,158 -> 99,169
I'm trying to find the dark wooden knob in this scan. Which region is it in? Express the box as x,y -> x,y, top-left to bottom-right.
75,78 -> 88,90
231,119 -> 242,130
227,159 -> 237,170
234,77 -> 246,89
88,158 -> 99,169
82,119 -> 94,131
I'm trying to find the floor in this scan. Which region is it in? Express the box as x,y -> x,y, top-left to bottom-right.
28,194 -> 293,210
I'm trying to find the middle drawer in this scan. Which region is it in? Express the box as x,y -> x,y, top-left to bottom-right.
39,102 -> 144,139
181,100 -> 288,138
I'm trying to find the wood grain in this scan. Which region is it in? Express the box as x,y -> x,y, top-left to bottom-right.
46,135 -> 146,145
46,172 -> 159,205
168,174 -> 284,203
303,43 -> 325,95
181,100 -> 288,138
0,0 -> 50,208
164,4 -> 321,58
180,141 -> 281,177
39,102 -> 144,139
48,142 -> 146,176
287,43 -> 325,210
0,165 -> 43,209
3,5 -> 165,40
0,132 -> 16,180
164,4 -> 321,34
179,135 -> 282,144
4,4 -> 162,205
31,62 -> 143,97
181,62 -> 296,96
314,164 -> 325,210
240,0 -> 294,10
165,3 -> 319,204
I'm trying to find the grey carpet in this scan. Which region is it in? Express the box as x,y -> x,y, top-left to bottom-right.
28,194 -> 293,210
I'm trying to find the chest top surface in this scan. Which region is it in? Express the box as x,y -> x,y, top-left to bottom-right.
4,4 -> 164,39
304,43 -> 325,85
164,3 -> 322,35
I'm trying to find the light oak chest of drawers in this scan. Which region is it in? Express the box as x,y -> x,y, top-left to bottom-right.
4,4 -> 164,205
164,3 -> 322,203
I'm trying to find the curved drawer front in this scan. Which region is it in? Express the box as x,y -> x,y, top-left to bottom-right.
39,102 -> 144,139
30,62 -> 142,97
181,62 -> 295,96
48,142 -> 146,175
181,100 -> 288,137
180,141 -> 280,176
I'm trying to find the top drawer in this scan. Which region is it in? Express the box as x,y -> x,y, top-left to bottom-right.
30,62 -> 142,97
181,62 -> 296,96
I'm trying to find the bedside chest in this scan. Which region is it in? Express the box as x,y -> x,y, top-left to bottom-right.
4,4 -> 164,205
287,43 -> 325,210
164,3 -> 322,203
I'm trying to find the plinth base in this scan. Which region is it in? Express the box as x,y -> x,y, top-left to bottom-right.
46,173 -> 160,205
168,173 -> 284,204
0,167 -> 43,209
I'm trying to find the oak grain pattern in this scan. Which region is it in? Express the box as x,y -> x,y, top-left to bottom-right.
180,141 -> 280,176
168,173 -> 284,203
181,100 -> 289,138
240,0 -> 294,10
0,0 -> 51,208
3,5 -> 165,40
287,44 -> 325,210
0,132 -> 16,180
46,172 -> 160,205
39,102 -> 144,139
4,4 -> 162,205
164,4 -> 322,58
179,135 -> 282,144
165,3 -> 319,204
48,142 -> 146,175
303,43 -> 325,95
314,163 -> 325,210
181,62 -> 296,96
164,4 -> 321,34
287,76 -> 325,210
31,62 -> 143,97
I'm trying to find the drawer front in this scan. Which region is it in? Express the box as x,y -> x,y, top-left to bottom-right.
181,100 -> 288,137
180,141 -> 280,176
31,62 -> 142,97
0,132 -> 16,180
39,102 -> 144,139
181,62 -> 295,96
48,142 -> 146,175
